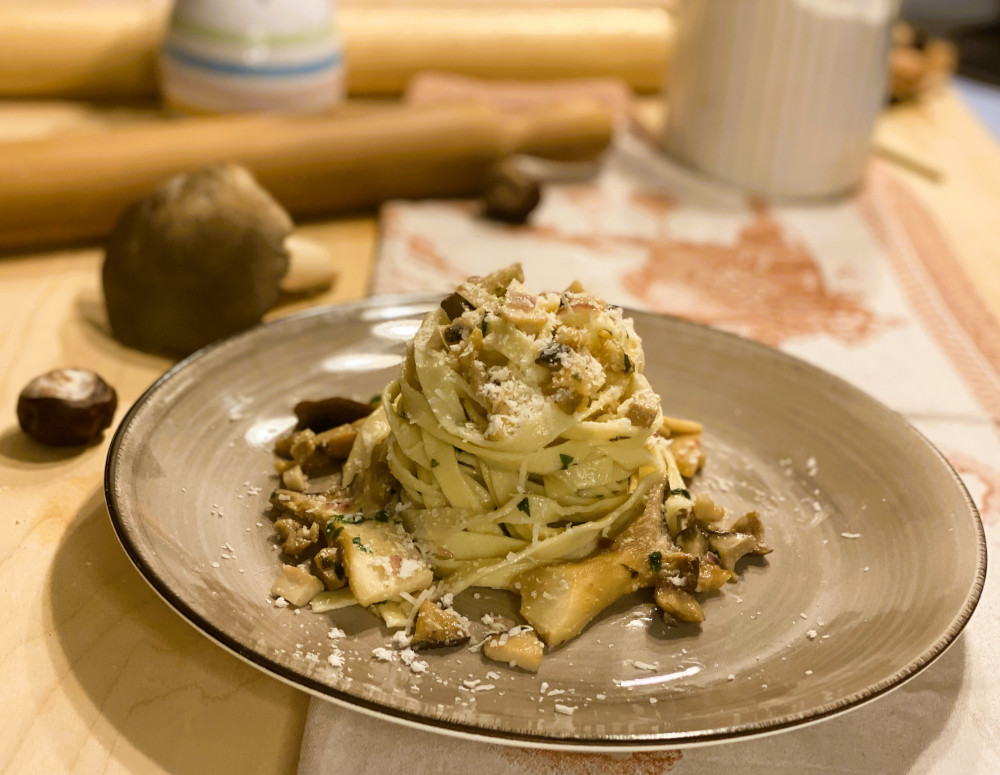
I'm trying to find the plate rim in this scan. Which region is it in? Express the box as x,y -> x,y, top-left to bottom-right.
104,293 -> 988,751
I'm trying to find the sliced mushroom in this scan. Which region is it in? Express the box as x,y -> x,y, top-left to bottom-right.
654,583 -> 705,624
269,489 -> 350,527
477,262 -> 525,297
411,600 -> 470,649
730,511 -> 771,553
622,387 -> 661,429
315,419 -> 365,460
293,429 -> 336,474
658,415 -> 703,437
516,552 -> 639,647
675,524 -> 710,557
313,547 -> 347,590
691,492 -> 727,528
483,626 -> 544,672
705,511 -> 772,572
650,552 -> 700,592
281,464 -> 308,492
613,480 -> 675,583
671,433 -> 706,477
288,429 -> 318,464
274,518 -> 319,557
705,532 -> 761,573
697,560 -> 733,592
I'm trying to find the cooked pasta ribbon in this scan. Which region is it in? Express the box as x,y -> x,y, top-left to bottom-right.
345,264 -> 669,596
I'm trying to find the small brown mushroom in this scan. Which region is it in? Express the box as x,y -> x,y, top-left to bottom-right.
274,517 -> 319,557
17,368 -> 117,446
294,396 -> 375,433
481,158 -> 542,225
313,546 -> 347,590
102,164 -> 334,357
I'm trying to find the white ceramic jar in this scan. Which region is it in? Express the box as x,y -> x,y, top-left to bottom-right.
663,0 -> 901,199
160,0 -> 345,114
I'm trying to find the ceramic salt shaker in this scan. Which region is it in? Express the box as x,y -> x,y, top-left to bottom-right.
160,0 -> 345,113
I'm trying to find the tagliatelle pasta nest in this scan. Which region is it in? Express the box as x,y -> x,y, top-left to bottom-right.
267,264 -> 771,668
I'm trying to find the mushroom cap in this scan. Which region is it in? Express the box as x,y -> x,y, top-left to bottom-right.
102,164 -> 292,356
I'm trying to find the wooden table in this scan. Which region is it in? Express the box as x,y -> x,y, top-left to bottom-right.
2,87 -> 999,774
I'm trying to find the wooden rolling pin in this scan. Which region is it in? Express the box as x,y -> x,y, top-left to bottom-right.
0,4 -> 673,98
0,100 -> 613,250
341,7 -> 673,95
0,1 -> 168,99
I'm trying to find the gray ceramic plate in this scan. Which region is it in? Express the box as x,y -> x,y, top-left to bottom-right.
106,295 -> 986,750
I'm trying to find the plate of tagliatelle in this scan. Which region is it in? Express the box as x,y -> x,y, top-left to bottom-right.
106,266 -> 986,750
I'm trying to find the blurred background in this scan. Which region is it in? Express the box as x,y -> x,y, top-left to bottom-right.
905,0 -> 1000,131
1,0 -> 996,349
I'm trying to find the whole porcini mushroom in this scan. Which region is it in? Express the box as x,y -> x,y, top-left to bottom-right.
102,164 -> 331,357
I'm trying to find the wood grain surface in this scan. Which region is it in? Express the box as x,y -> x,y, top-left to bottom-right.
0,206 -> 375,774
1,87 -> 999,774
0,1 -> 673,99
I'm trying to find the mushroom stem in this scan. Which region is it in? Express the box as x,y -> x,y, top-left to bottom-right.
281,235 -> 336,294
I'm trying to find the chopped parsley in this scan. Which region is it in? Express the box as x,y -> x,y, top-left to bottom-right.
517,497 -> 531,516
559,453 -> 574,470
351,536 -> 370,553
571,372 -> 582,382
325,523 -> 343,539
374,510 -> 389,522
430,459 -> 439,468
369,393 -> 382,405
648,551 -> 663,573
669,487 -> 692,500
480,313 -> 489,336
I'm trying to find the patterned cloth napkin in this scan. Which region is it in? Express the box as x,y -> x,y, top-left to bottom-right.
299,131 -> 998,774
